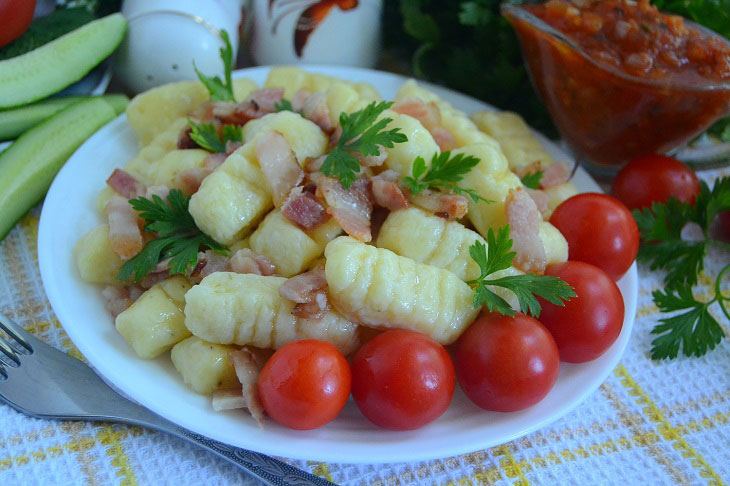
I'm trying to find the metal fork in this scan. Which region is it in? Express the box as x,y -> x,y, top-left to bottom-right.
0,312 -> 335,486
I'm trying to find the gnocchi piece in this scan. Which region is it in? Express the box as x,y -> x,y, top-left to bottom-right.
379,109 -> 440,177
74,225 -> 124,285
472,111 -> 555,173
539,221 -> 569,266
324,236 -> 479,344
125,78 -> 259,147
544,182 -> 579,215
184,272 -> 360,355
249,209 -> 342,277
242,111 -> 328,164
115,276 -> 192,359
264,66 -> 380,103
170,336 -> 239,395
376,207 -> 485,281
124,117 -> 189,183
152,149 -> 209,189
188,145 -> 272,245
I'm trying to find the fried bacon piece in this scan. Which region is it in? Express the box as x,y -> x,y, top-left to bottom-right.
212,347 -> 273,427
106,169 -> 145,199
279,265 -> 329,320
505,188 -> 547,274
371,171 -> 409,211
317,176 -> 374,242
392,97 -> 456,151
255,130 -> 304,207
407,189 -> 468,220
105,195 -> 144,260
281,187 -> 330,230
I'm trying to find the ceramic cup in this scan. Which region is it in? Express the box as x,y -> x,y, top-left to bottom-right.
115,0 -> 244,94
249,0 -> 382,68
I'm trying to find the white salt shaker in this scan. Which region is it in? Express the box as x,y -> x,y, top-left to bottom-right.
115,0 -> 244,94
249,0 -> 382,68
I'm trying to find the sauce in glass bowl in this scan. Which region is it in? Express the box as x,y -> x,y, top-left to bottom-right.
503,0 -> 730,169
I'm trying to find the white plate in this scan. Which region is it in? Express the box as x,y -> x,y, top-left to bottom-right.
38,66 -> 637,464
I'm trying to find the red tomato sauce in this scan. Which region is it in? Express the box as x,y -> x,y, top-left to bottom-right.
504,0 -> 730,167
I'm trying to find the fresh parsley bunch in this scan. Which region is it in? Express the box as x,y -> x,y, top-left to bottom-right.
321,101 -> 408,188
634,176 -> 730,359
117,190 -> 227,283
467,225 -> 576,317
402,151 -> 491,203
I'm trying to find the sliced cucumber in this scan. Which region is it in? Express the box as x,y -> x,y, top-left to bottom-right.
0,98 -> 118,240
0,94 -> 128,141
0,14 -> 127,109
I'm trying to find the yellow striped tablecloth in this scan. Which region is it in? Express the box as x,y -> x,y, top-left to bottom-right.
0,167 -> 728,486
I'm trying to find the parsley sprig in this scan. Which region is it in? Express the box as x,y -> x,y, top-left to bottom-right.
466,226 -> 575,317
117,190 -> 227,283
194,29 -> 235,102
188,119 -> 242,153
321,101 -> 408,189
402,151 -> 491,203
274,98 -> 295,112
632,176 -> 730,360
521,170 -> 544,190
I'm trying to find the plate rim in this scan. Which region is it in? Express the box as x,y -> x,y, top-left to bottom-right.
38,65 -> 637,463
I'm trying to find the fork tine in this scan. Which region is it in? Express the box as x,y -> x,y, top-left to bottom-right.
0,338 -> 21,368
0,365 -> 6,381
0,312 -> 33,355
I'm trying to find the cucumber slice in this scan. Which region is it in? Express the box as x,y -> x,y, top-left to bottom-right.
0,14 -> 127,109
0,94 -> 128,141
0,98 -> 118,240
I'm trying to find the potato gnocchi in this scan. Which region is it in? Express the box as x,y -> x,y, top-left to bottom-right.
75,67 -> 577,422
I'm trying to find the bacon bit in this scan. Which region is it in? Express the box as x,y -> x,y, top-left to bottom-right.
212,388 -> 246,411
177,125 -> 198,149
304,154 -> 326,173
102,286 -> 135,318
505,188 -> 547,274
202,89 -> 286,126
279,265 -> 327,303
407,189 -> 468,220
291,88 -> 312,112
176,168 -> 210,194
198,250 -> 231,279
317,176 -> 374,242
225,140 -> 243,155
282,189 -> 330,230
328,124 -> 343,149
371,174 -> 409,212
430,126 -> 458,152
246,88 -> 285,113
106,169 -> 145,199
526,188 -> 550,218
540,163 -> 572,189
256,130 -> 304,207
230,348 -> 268,426
106,195 -> 144,260
292,292 -> 329,320
230,249 -> 276,276
301,91 -> 333,132
205,152 -> 228,170
356,145 -> 387,167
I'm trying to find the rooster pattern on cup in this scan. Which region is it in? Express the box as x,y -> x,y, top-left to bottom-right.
268,0 -> 359,57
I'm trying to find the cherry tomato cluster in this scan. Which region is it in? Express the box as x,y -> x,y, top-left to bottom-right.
257,154 -> 708,431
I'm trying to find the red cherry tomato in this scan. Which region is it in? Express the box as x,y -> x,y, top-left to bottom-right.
550,193 -> 639,280
351,329 -> 455,430
538,261 -> 624,363
454,313 -> 559,412
257,340 -> 350,430
611,154 -> 701,210
0,0 -> 36,48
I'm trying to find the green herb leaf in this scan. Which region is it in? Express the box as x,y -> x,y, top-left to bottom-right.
467,225 -> 575,317
194,29 -> 235,102
275,98 -> 295,112
321,101 -> 408,189
402,151 -> 492,203
188,119 -> 242,153
521,170 -> 544,190
459,1 -> 492,26
117,189 -> 227,283
650,284 -> 724,359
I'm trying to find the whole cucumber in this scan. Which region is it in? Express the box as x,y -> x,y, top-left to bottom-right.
0,14 -> 127,109
0,97 -> 125,240
0,94 -> 129,141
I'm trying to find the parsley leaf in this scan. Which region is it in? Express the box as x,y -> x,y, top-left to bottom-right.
275,98 -> 295,112
466,226 -> 575,317
194,29 -> 235,102
402,151 -> 492,203
188,119 -> 242,153
521,170 -> 544,190
321,101 -> 408,188
117,189 -> 227,283
650,282 -> 725,360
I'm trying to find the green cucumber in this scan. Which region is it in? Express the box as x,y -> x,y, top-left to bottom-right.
0,14 -> 127,109
0,98 -> 119,240
0,94 -> 129,141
